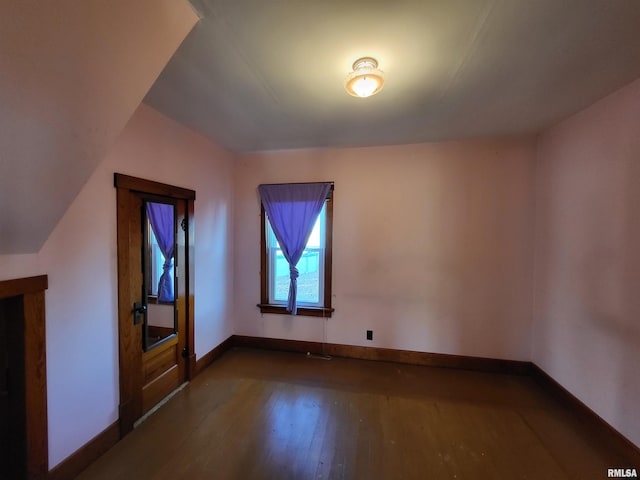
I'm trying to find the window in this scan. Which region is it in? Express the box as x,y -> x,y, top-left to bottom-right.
259,189 -> 333,317
143,201 -> 176,305
146,220 -> 168,298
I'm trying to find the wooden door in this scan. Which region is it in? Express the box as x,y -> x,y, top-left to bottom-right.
115,174 -> 196,436
140,197 -> 187,414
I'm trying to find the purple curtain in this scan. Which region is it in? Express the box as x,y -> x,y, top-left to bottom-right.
146,202 -> 175,303
259,182 -> 332,314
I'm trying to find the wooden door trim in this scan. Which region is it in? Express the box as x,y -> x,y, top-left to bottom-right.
0,275 -> 49,478
114,173 -> 195,437
115,186 -> 142,433
114,173 -> 196,200
0,275 -> 48,298
185,198 -> 196,378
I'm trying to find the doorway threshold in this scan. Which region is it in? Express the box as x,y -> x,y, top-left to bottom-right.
133,381 -> 188,429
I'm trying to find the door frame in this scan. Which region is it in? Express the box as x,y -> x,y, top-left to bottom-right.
114,173 -> 196,437
0,275 -> 48,479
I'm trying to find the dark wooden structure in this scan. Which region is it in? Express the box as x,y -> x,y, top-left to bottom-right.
0,275 -> 48,479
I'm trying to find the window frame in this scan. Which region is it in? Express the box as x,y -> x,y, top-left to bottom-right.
258,186 -> 334,317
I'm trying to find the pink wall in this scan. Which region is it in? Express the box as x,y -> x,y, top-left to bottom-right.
0,254 -> 41,281
234,139 -> 536,360
6,104 -> 235,468
533,77 -> 640,447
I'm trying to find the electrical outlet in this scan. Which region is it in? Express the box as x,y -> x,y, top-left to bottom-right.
366,330 -> 373,340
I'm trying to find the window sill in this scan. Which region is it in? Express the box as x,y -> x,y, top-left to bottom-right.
257,304 -> 334,318
147,295 -> 175,306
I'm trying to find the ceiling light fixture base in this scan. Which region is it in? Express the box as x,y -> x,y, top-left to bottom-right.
345,57 -> 384,98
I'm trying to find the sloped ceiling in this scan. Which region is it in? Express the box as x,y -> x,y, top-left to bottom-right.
145,0 -> 640,152
3,1 -> 640,255
0,1 -> 198,254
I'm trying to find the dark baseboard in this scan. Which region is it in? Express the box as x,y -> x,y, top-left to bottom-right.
232,335 -> 640,457
48,420 -> 120,480
232,335 -> 322,357
529,364 -> 640,461
231,335 -> 533,376
48,335 -> 639,478
194,335 -> 235,375
47,336 -> 234,479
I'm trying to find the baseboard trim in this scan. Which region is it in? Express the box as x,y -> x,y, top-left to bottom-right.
530,364 -> 640,460
231,335 -> 533,375
232,335 -> 640,457
194,335 -> 235,375
47,336 -> 235,479
48,420 -> 120,480
49,335 -> 639,478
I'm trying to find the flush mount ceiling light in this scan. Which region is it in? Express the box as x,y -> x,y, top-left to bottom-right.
345,57 -> 384,98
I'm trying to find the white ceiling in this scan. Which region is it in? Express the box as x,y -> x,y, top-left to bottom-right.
144,0 -> 640,153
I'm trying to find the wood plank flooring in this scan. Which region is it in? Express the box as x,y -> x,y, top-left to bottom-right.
76,348 -> 638,479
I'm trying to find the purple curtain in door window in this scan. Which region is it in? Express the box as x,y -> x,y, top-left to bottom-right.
259,182 -> 332,314
146,202 -> 175,303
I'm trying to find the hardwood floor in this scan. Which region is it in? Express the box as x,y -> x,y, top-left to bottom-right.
77,348 -> 638,479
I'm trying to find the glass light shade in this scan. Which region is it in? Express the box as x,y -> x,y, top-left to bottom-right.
345,57 -> 384,98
